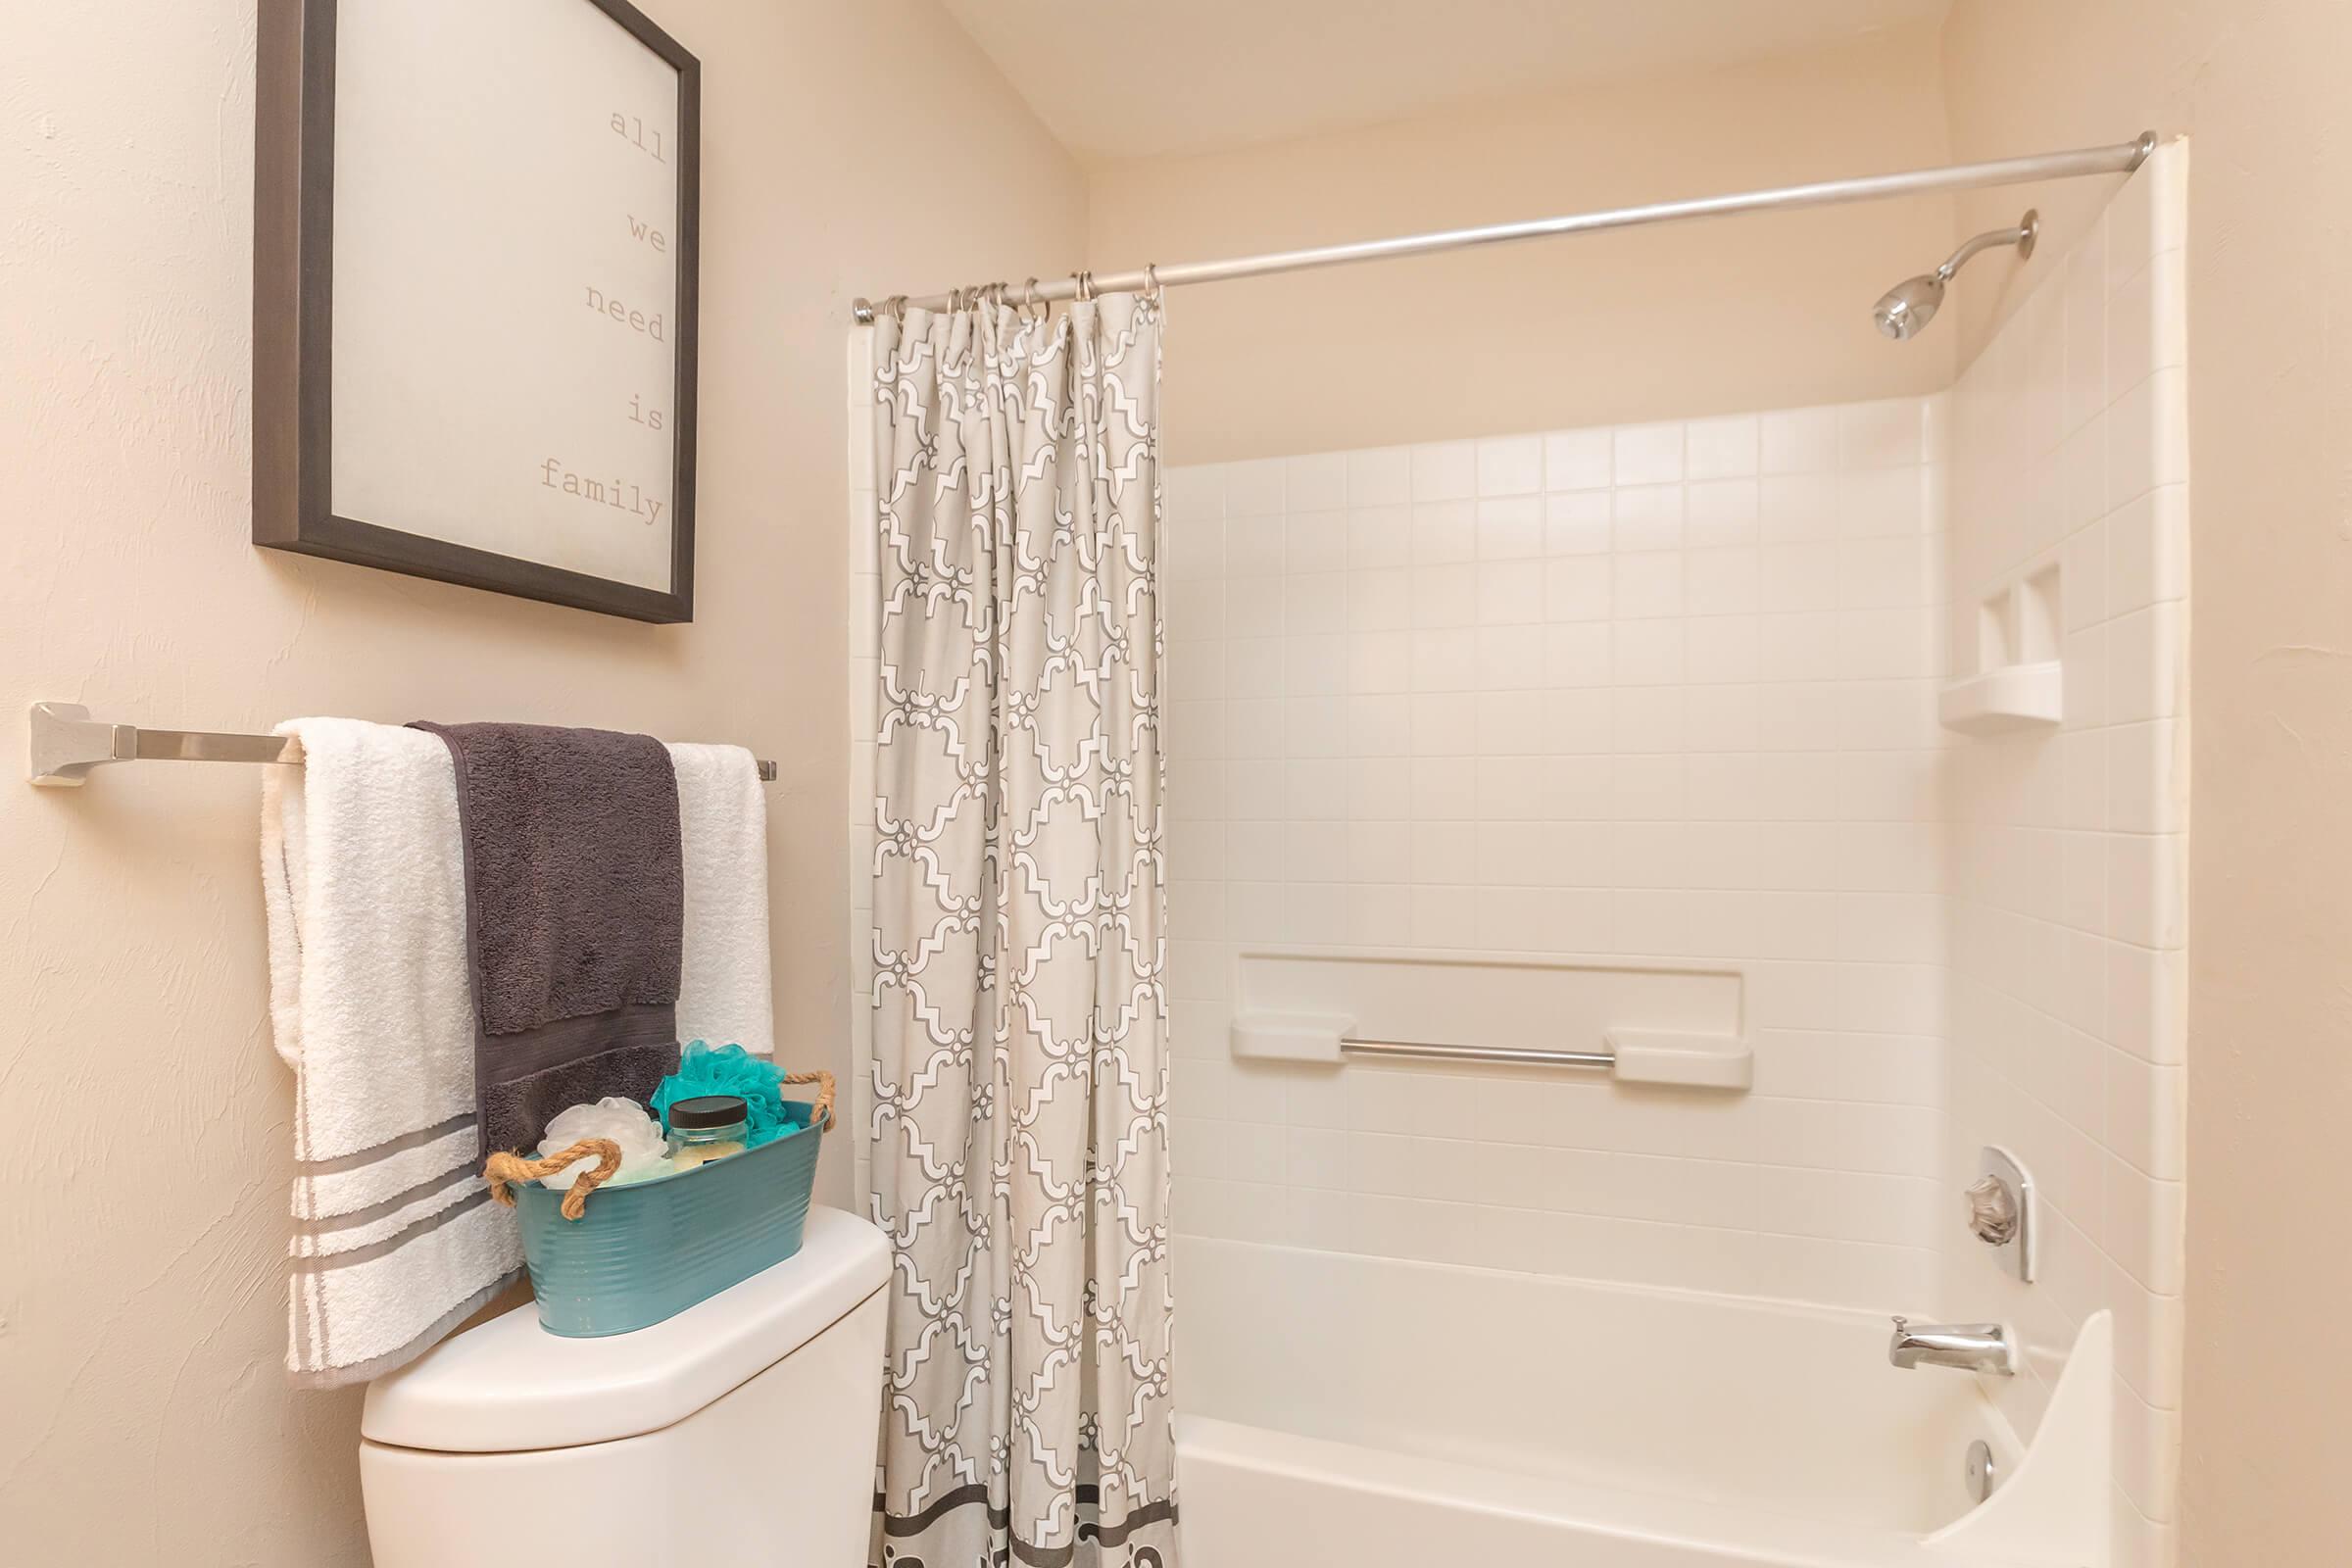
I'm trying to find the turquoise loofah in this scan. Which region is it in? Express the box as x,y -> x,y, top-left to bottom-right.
653,1042 -> 803,1150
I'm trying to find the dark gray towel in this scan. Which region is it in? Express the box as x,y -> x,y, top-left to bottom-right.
413,721 -> 684,1156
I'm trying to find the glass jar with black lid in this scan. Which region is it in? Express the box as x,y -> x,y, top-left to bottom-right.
664,1093 -> 750,1169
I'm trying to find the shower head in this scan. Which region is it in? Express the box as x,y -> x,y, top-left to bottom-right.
1875,209 -> 2038,341
1872,273 -> 1946,340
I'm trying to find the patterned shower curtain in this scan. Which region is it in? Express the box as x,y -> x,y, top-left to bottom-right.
866,291 -> 1178,1568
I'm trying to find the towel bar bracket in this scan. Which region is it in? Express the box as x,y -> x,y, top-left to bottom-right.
28,702 -> 778,787
28,702 -> 291,786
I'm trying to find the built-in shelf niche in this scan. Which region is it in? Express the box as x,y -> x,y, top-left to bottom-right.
1940,564 -> 2064,735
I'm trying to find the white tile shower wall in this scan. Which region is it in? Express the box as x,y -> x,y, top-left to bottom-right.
1940,144 -> 2188,1567
1162,396 -> 1952,1310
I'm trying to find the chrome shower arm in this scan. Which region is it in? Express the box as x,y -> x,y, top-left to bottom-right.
1936,212 -> 2039,280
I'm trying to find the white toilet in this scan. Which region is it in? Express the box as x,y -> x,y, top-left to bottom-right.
359,1206 -> 890,1567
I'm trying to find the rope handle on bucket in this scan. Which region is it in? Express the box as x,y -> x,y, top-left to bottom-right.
782,1068 -> 836,1131
484,1138 -> 623,1222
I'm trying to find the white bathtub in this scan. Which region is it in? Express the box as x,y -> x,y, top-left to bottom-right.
1174,1240 -> 2110,1567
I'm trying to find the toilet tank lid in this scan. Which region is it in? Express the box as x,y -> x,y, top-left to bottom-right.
361,1206 -> 890,1453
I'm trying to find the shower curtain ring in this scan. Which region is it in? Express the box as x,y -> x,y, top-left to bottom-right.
1143,263 -> 1160,304
1073,270 -> 1096,303
885,294 -> 907,322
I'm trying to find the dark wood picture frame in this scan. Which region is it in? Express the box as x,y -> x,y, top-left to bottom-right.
254,0 -> 701,623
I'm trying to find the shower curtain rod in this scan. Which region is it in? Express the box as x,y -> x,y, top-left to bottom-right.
850,132 -> 2157,322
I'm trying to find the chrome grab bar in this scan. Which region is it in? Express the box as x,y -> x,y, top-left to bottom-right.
1340,1038 -> 1614,1070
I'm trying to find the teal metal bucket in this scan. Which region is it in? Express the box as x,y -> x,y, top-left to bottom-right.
510,1099 -> 824,1338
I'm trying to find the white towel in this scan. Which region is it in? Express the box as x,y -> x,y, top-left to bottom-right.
263,724 -> 775,1388
669,743 -> 774,1057
263,718 -> 521,1389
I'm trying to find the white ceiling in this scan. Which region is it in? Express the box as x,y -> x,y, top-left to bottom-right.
940,0 -> 1951,166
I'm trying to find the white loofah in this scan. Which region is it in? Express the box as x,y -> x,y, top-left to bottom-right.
537,1098 -> 672,1189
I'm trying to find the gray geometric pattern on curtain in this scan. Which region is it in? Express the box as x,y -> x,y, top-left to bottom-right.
866,292 -> 1178,1568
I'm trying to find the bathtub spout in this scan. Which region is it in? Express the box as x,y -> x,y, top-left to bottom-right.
1887,1316 -> 2014,1375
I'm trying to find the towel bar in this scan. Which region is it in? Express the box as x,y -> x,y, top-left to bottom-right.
27,702 -> 780,787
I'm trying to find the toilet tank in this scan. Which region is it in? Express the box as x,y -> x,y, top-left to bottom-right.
360,1206 -> 890,1568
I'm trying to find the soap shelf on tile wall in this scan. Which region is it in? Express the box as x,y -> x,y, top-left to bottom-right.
1939,564 -> 2064,735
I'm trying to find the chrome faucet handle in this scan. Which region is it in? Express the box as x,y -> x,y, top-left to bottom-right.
1964,1175 -> 2020,1245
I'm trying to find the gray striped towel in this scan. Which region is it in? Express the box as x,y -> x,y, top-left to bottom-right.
262,718 -> 521,1389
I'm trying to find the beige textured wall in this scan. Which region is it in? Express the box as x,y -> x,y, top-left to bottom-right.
1941,4 -> 2352,1562
0,1 -> 1081,1559
1085,24 -> 1958,466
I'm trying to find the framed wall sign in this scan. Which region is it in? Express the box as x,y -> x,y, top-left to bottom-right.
255,0 -> 700,622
